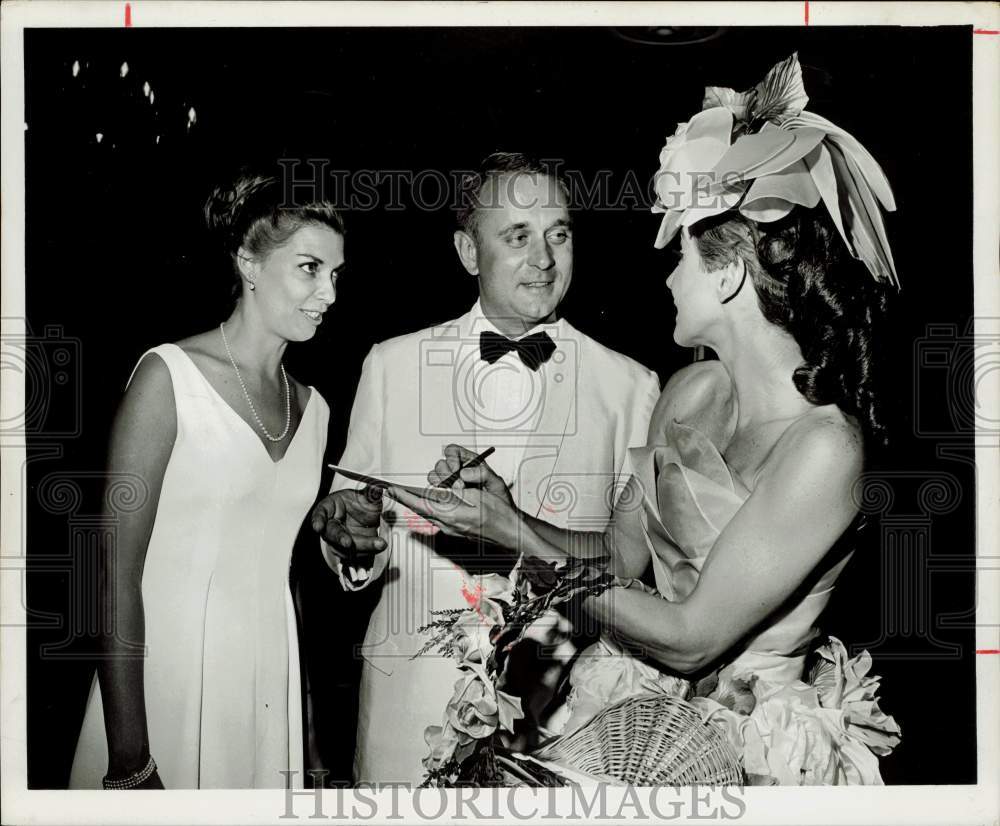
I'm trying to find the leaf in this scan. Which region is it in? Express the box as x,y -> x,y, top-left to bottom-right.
826,141 -> 899,286
740,157 -> 820,211
714,123 -> 825,180
805,142 -> 850,256
693,671 -> 719,698
703,85 -> 756,123
653,209 -> 685,250
785,111 -> 896,210
751,52 -> 808,126
496,690 -> 525,733
582,564 -> 607,582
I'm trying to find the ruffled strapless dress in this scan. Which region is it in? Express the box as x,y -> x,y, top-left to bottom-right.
547,420 -> 900,785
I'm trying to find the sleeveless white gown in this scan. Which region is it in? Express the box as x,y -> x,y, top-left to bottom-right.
69,344 -> 329,789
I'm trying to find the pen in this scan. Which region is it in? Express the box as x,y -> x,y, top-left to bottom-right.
438,446 -> 496,488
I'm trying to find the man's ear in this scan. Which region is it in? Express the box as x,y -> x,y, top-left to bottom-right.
717,257 -> 748,305
453,230 -> 480,277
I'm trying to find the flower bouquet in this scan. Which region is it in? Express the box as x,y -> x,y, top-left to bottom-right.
414,555 -> 617,787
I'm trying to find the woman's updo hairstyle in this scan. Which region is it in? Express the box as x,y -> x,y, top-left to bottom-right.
690,207 -> 891,447
204,167 -> 344,297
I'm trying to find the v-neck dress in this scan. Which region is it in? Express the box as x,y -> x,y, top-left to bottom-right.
70,343 -> 329,789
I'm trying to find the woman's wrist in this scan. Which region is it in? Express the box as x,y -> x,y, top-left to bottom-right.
519,516 -> 569,565
487,498 -> 527,551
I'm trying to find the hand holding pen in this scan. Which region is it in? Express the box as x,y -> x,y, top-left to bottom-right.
385,444 -> 518,551
434,445 -> 496,489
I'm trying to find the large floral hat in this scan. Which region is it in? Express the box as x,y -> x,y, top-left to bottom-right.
652,53 -> 898,288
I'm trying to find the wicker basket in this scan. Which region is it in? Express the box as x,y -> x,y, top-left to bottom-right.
533,693 -> 744,786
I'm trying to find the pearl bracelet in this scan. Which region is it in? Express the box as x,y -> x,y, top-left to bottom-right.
102,755 -> 157,790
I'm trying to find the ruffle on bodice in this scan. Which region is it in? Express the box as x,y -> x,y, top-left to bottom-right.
628,419 -> 851,681
550,419 -> 899,785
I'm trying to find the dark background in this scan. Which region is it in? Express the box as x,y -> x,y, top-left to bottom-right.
23,26 -> 976,787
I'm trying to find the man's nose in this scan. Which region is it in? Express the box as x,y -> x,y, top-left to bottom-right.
528,237 -> 555,270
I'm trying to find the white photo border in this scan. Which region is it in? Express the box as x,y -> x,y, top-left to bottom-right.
2,2 -> 997,824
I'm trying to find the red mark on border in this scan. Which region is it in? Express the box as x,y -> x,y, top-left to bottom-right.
124,3 -> 132,27
973,29 -> 999,35
804,0 -> 809,26
976,649 -> 1000,654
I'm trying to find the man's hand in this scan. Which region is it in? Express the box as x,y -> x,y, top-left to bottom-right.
311,487 -> 386,572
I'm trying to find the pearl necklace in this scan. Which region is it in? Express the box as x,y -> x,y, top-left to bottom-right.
219,322 -> 291,442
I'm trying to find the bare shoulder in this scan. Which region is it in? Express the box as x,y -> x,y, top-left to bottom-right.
175,330 -> 226,370
125,350 -> 173,405
171,330 -> 228,386
113,351 -> 177,449
765,406 -> 865,488
779,407 -> 862,461
649,361 -> 733,442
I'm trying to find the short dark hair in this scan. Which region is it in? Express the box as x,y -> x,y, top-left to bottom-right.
455,152 -> 571,241
204,165 -> 344,291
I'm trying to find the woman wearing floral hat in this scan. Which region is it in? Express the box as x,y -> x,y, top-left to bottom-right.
391,53 -> 901,785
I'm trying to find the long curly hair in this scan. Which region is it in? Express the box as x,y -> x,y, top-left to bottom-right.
690,207 -> 892,448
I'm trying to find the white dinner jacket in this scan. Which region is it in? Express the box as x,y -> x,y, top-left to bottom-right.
332,305 -> 660,668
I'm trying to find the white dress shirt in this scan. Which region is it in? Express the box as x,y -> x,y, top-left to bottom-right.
465,300 -> 562,487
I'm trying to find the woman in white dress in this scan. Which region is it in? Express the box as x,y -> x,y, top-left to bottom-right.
70,169 -> 356,789
391,55 -> 901,785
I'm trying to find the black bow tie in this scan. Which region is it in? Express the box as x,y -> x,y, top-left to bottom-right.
479,330 -> 556,371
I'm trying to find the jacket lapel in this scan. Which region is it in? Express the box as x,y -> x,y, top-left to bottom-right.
419,310 -> 477,447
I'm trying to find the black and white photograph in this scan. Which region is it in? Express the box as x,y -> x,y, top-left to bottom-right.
2,2 -> 998,824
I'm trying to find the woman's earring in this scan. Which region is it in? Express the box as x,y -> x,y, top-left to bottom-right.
248,280 -> 256,292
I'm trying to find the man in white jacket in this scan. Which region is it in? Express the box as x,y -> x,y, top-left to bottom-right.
312,152 -> 660,784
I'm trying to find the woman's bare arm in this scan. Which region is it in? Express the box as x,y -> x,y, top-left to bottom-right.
97,354 -> 175,778
403,412 -> 862,674
581,415 -> 864,673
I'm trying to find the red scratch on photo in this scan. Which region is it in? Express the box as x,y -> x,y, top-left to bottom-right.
457,568 -> 489,621
124,3 -> 132,27
404,511 -> 438,535
804,1 -> 809,26
973,29 -> 999,35
460,580 -> 483,608
976,649 -> 1000,654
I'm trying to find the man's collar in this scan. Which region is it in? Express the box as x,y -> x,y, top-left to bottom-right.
468,299 -> 564,341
